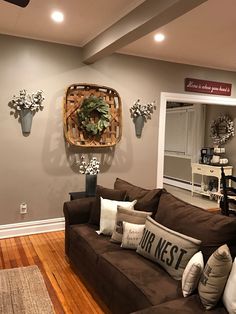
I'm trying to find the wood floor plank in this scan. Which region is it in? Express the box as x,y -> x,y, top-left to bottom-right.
0,231 -> 105,314
43,232 -> 104,314
1,239 -> 12,268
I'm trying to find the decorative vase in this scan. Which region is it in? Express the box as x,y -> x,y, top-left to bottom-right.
19,109 -> 33,133
85,174 -> 97,196
134,116 -> 145,137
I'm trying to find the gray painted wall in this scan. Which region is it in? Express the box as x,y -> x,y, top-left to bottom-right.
1,34 -> 236,225
205,104 -> 236,171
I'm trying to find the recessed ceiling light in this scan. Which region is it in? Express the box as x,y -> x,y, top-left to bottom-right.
51,11 -> 64,23
154,33 -> 165,42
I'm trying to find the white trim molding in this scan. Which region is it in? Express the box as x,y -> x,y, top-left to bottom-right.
163,177 -> 201,193
0,217 -> 65,239
164,177 -> 192,191
156,92 -> 236,188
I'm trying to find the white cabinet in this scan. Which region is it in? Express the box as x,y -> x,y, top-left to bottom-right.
191,163 -> 233,199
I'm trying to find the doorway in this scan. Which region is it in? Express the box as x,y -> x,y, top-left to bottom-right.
156,92 -> 236,189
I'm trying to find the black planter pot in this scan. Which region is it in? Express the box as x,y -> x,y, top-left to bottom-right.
85,174 -> 97,196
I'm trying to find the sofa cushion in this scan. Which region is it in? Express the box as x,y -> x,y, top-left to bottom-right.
130,294 -> 227,314
89,185 -> 127,226
114,178 -> 162,215
154,191 -> 236,261
99,249 -> 182,313
69,224 -> 122,267
137,217 -> 201,280
111,206 -> 151,243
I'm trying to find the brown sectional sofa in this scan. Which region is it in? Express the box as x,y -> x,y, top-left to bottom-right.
63,179 -> 236,314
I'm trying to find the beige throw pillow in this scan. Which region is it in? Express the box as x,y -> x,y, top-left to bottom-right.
111,206 -> 151,243
182,251 -> 204,297
198,244 -> 232,310
99,198 -> 137,236
223,257 -> 236,313
136,217 -> 201,280
121,222 -> 145,250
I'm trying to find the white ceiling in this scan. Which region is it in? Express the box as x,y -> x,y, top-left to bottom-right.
119,0 -> 236,72
0,0 -> 145,46
0,0 -> 236,71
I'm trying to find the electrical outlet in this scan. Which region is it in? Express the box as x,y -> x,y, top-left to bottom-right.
20,203 -> 27,214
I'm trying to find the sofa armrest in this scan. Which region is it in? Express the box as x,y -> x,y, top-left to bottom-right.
63,197 -> 96,257
63,197 -> 96,225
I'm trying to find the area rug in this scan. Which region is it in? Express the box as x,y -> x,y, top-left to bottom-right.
0,265 -> 55,314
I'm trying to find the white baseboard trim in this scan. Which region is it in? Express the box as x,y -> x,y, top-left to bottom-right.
0,217 -> 65,239
164,177 -> 192,191
163,177 -> 202,193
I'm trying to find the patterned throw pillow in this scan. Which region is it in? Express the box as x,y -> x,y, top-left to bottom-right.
98,198 -> 137,236
111,206 -> 151,243
121,222 -> 145,250
136,217 -> 201,280
198,244 -> 232,310
182,251 -> 204,297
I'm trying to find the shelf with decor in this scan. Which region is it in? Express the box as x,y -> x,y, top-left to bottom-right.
191,163 -> 233,200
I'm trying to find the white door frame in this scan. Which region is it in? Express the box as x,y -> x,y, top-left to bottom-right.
156,92 -> 236,188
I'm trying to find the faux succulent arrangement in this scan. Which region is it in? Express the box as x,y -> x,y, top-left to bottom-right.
11,89 -> 44,111
79,155 -> 100,175
77,96 -> 111,135
130,99 -> 155,120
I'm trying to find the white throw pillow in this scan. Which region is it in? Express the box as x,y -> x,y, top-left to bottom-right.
182,251 -> 204,297
121,222 -> 145,250
99,197 -> 137,235
223,257 -> 236,313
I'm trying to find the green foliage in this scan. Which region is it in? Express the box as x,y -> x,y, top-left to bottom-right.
77,96 -> 111,135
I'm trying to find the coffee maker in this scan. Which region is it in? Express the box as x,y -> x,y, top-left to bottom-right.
201,148 -> 214,164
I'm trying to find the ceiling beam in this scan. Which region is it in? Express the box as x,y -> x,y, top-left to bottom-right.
82,0 -> 207,64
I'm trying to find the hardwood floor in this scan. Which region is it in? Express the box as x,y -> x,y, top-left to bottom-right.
0,231 -> 105,314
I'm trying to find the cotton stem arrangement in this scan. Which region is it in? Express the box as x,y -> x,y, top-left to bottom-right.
11,89 -> 44,112
130,99 -> 155,120
78,155 -> 100,175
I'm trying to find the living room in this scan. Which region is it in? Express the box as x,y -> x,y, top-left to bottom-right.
1,0 -> 236,313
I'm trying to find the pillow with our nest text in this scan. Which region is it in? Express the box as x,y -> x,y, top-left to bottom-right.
98,197 -> 137,236
136,216 -> 201,280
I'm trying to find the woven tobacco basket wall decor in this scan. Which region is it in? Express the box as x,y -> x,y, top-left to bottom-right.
63,83 -> 122,147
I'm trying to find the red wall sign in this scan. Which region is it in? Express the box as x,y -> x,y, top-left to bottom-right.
185,78 -> 232,96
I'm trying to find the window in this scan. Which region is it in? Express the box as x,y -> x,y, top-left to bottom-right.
165,104 -> 205,160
